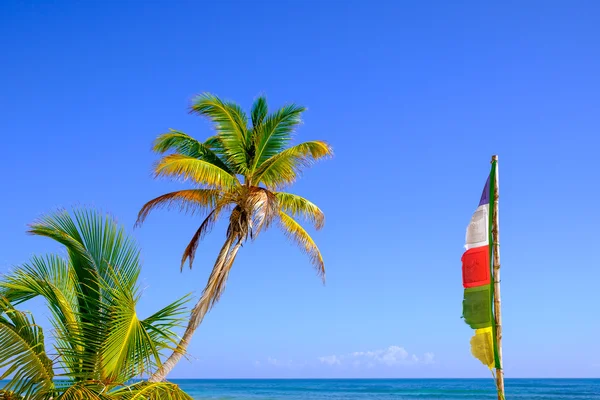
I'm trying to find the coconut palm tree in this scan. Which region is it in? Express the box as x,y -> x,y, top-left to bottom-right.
0,209 -> 191,399
136,93 -> 332,381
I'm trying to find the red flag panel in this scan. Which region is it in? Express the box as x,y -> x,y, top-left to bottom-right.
461,246 -> 490,288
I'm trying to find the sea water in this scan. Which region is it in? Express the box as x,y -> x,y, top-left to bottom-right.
172,379 -> 600,399
2,379 -> 598,399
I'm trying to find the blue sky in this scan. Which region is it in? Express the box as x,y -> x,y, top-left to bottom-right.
1,0 -> 599,378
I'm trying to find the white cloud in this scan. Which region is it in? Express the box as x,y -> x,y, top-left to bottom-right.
423,352 -> 435,364
262,357 -> 305,368
318,355 -> 341,365
378,346 -> 409,366
318,345 -> 434,368
256,346 -> 434,371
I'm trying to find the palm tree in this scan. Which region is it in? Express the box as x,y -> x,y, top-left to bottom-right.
0,209 -> 192,399
136,93 -> 332,381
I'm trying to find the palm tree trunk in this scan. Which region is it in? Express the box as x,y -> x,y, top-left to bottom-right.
148,235 -> 243,382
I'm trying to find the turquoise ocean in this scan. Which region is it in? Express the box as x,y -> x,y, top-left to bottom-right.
172,379 -> 600,399
2,379 -> 599,399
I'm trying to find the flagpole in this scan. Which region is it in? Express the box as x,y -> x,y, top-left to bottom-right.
491,155 -> 505,399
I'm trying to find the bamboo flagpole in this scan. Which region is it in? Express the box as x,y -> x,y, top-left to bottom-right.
491,155 -> 505,399
461,156 -> 506,399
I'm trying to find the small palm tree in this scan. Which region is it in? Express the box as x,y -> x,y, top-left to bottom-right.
137,93 -> 332,381
0,209 -> 191,399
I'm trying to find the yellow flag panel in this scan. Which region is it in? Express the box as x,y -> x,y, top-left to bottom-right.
470,327 -> 495,369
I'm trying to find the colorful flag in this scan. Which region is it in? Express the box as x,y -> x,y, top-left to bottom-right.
462,165 -> 500,370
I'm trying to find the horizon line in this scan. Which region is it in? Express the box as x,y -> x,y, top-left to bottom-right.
161,377 -> 600,380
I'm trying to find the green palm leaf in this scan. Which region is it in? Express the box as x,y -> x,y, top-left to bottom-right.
275,192 -> 324,230
0,256 -> 82,376
190,93 -> 250,174
278,211 -> 325,281
0,297 -> 54,400
179,205 -> 227,271
0,389 -> 25,399
111,382 -> 192,400
154,154 -> 240,189
55,383 -> 108,400
136,189 -> 221,226
250,95 -> 268,129
251,104 -> 305,172
141,294 -> 189,350
1,255 -> 78,328
98,267 -> 188,382
99,281 -> 156,381
153,129 -> 233,173
254,141 -> 332,189
1,208 -> 191,398
28,211 -> 99,308
72,209 -> 141,293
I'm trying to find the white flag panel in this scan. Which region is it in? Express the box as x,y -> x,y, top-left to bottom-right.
465,204 -> 489,249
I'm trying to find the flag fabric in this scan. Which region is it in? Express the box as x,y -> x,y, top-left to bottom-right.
462,162 -> 500,370
470,327 -> 495,369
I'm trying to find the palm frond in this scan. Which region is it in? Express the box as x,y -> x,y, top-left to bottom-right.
96,281 -> 147,380
203,135 -> 225,152
202,135 -> 236,170
1,255 -> 78,325
278,211 -> 325,281
180,207 -> 224,271
253,141 -> 332,189
27,210 -> 101,339
0,389 -> 25,399
96,264 -> 188,383
99,295 -> 154,382
110,381 -> 193,400
25,209 -> 151,381
0,297 -> 54,399
154,154 -> 240,189
251,104 -> 305,172
250,95 -> 268,129
27,211 -> 96,278
71,209 -> 141,296
140,294 -> 189,354
152,130 -> 233,173
27,209 -> 142,301
275,192 -> 324,230
0,207 -> 199,396
135,189 -> 221,227
0,255 -> 82,376
56,383 -> 107,400
190,93 -> 250,174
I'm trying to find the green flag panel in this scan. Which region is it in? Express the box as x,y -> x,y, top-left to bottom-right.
462,285 -> 492,329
